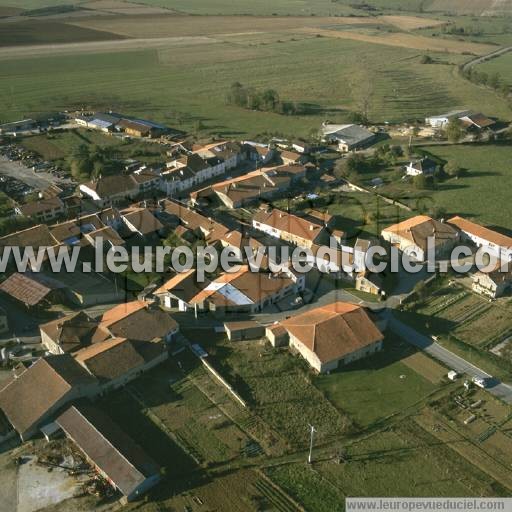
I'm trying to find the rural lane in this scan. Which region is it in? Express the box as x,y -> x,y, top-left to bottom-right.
461,45 -> 512,73
389,314 -> 512,404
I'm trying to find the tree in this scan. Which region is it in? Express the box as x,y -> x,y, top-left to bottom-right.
444,118 -> 464,143
420,55 -> 433,64
444,159 -> 462,178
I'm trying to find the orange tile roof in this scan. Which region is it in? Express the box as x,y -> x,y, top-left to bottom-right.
253,208 -> 326,243
100,301 -> 147,328
448,216 -> 512,249
280,302 -> 383,364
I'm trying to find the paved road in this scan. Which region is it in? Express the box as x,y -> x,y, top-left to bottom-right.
389,314 -> 512,404
461,45 -> 512,73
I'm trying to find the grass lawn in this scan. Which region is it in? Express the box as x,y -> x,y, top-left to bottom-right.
0,34 -> 509,137
266,418 -> 503,512
19,129 -> 167,164
189,330 -> 353,449
315,335 -> 439,428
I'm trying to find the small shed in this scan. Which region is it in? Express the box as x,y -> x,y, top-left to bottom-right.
447,370 -> 458,381
266,323 -> 289,347
224,320 -> 264,341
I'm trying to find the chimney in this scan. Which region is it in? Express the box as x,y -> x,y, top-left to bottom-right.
310,225 -> 314,231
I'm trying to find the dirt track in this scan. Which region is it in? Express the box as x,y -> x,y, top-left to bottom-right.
0,35 -> 221,60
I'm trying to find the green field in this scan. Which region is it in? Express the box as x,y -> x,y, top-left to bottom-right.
418,144 -> 512,228
0,32 -> 509,137
478,51 -> 512,86
315,336 -> 438,428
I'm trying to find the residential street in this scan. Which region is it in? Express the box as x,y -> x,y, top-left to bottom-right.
389,314 -> 512,404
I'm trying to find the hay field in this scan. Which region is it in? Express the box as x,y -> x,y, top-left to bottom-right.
302,27 -> 496,55
379,14 -> 447,30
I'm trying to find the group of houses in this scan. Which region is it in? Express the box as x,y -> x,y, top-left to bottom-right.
381,214 -> 512,298
0,299 -> 178,500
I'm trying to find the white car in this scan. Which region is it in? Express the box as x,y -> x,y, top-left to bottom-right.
472,376 -> 487,388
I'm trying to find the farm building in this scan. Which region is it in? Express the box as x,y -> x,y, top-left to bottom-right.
224,320 -> 265,341
425,110 -> 470,128
321,123 -> 376,152
0,272 -> 72,308
278,302 -> 384,373
56,404 -> 161,502
0,355 -> 99,441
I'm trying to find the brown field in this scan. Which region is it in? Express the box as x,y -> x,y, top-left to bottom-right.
379,15 -> 447,31
401,352 -> 446,384
83,0 -> 175,15
0,20 -> 125,47
301,28 -> 496,55
69,14 -> 385,39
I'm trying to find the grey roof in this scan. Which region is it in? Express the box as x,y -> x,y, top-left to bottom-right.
323,124 -> 374,145
57,404 -> 160,498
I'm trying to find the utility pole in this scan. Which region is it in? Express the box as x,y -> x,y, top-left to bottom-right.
308,424 -> 316,464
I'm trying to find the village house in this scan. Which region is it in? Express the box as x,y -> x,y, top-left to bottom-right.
0,355 -> 99,441
56,404 -> 161,502
252,207 -> 330,249
448,216 -> 512,262
405,157 -> 437,177
321,123 -> 376,152
74,336 -> 168,393
120,207 -> 165,238
79,175 -> 143,206
15,196 -> 66,222
276,302 -> 384,373
472,261 -> 512,298
98,300 -> 179,344
243,142 -> 276,165
189,265 -> 304,315
154,269 -> 206,312
381,215 -> 459,262
40,311 -> 110,355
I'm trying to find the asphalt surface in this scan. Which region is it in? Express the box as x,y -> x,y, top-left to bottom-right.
0,156 -> 54,189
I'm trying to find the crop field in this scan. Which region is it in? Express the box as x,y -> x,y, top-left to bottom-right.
314,335 -> 439,428
0,13 -> 509,136
266,418 -> 503,511
0,20 -> 125,47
